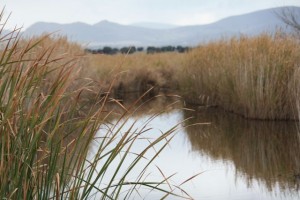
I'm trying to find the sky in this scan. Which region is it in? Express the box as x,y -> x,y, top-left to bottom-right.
2,0 -> 300,29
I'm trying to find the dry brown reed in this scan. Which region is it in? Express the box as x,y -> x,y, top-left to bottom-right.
179,33 -> 300,120
86,52 -> 184,99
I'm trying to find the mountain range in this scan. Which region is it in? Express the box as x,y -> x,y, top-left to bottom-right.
22,6 -> 298,47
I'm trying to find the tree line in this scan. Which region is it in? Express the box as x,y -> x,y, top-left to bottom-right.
85,45 -> 190,55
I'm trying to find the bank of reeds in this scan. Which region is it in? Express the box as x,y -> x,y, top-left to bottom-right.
0,16 -> 188,199
86,52 -> 184,99
179,33 -> 300,120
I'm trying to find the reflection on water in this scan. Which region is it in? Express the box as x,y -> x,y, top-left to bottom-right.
91,96 -> 300,199
183,106 -> 300,197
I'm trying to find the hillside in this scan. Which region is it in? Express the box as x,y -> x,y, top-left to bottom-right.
23,6 -> 297,47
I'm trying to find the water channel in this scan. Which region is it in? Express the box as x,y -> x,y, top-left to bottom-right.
88,96 -> 300,199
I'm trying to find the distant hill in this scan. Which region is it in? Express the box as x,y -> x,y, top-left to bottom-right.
23,6 -> 298,47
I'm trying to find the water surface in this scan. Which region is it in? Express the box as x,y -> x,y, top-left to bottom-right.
89,98 -> 300,199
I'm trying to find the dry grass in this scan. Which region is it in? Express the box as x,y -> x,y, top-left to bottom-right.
0,15 -> 189,199
85,52 -> 184,99
179,33 -> 300,120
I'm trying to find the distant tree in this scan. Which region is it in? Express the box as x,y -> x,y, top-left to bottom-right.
278,7 -> 300,33
120,47 -> 129,54
147,46 -> 156,54
161,46 -> 175,52
155,47 -> 161,53
168,46 -> 175,52
176,46 -> 185,53
170,46 -> 176,52
103,46 -> 113,54
120,46 -> 136,54
112,48 -> 119,54
137,47 -> 144,52
129,46 -> 136,54
176,46 -> 189,53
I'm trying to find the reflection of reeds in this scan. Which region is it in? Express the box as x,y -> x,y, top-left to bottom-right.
183,106 -> 300,192
180,33 -> 300,120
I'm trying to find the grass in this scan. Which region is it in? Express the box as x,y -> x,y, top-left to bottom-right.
0,12 -> 191,199
179,33 -> 300,120
85,52 -> 184,99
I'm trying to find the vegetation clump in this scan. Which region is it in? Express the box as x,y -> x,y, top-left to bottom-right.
179,33 -> 300,120
85,45 -> 189,55
0,13 -> 189,199
83,33 -> 300,121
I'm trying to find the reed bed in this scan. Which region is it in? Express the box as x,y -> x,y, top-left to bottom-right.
86,52 -> 184,99
0,14 -> 189,199
179,33 -> 300,120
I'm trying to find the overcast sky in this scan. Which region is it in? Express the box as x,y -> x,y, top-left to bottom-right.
2,0 -> 300,29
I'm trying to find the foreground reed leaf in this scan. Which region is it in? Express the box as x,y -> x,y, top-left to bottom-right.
0,12 -> 191,200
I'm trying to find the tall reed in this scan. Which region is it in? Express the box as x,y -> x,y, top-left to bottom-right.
0,12 -> 189,199
180,33 -> 300,120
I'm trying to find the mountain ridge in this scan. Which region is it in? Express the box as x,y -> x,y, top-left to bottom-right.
23,6 -> 298,47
